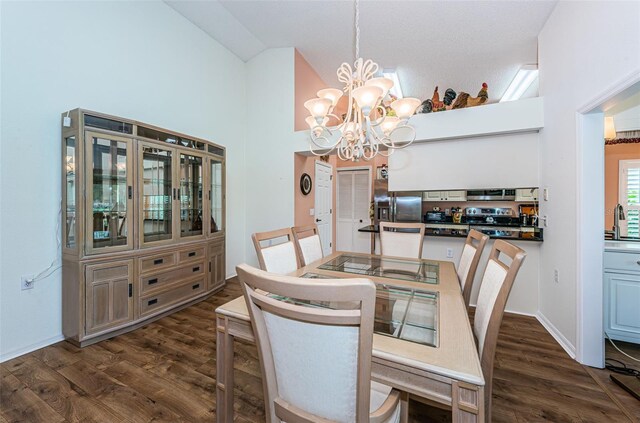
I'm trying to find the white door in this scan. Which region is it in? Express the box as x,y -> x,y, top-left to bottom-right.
336,169 -> 371,253
314,161 -> 333,256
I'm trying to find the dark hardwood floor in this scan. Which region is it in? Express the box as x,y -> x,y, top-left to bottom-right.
1,279 -> 637,422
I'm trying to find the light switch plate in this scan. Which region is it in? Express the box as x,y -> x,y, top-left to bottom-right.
543,188 -> 549,201
310,208 -> 314,216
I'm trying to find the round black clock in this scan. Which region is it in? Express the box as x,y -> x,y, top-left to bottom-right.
300,173 -> 312,196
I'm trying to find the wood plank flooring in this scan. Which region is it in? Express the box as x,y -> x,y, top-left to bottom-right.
1,279 -> 637,422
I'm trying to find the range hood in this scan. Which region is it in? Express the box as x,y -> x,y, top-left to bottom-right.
466,189 -> 516,201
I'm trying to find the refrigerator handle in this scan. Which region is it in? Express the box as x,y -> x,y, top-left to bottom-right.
391,195 -> 396,222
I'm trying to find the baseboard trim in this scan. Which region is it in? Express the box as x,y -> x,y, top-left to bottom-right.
536,311 -> 576,359
468,303 -> 536,318
0,334 -> 65,363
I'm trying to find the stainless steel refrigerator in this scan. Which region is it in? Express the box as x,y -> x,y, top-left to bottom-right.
374,179 -> 422,224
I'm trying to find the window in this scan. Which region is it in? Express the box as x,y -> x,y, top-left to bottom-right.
619,159 -> 640,238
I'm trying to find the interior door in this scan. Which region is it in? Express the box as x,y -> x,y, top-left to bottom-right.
314,161 -> 333,256
336,169 -> 371,253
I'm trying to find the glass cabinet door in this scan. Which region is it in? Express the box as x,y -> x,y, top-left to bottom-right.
139,143 -> 175,246
85,131 -> 133,254
179,153 -> 204,238
210,158 -> 224,234
64,136 -> 77,250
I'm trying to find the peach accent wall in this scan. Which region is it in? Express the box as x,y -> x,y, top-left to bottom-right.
293,153 -> 387,253
294,50 -> 326,132
604,143 -> 640,229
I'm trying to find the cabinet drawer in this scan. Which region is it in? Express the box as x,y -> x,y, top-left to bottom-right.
604,251 -> 640,273
178,246 -> 206,263
140,252 -> 176,274
140,278 -> 206,317
140,261 -> 205,294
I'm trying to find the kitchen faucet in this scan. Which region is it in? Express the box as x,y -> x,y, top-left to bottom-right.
613,203 -> 626,240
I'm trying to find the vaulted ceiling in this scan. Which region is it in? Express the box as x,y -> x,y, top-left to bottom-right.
166,0 -> 557,102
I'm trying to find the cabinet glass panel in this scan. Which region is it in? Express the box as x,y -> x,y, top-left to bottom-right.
179,153 -> 203,237
211,159 -> 223,233
142,146 -> 173,242
90,136 -> 129,249
65,136 -> 77,248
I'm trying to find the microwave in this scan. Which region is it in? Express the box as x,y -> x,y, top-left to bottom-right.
466,189 -> 516,201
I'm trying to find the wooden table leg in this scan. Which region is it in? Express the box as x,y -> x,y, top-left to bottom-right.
451,381 -> 484,422
216,315 -> 235,423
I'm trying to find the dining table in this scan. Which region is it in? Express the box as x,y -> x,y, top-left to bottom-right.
215,251 -> 485,422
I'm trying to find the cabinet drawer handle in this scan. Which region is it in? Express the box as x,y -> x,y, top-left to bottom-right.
148,299 -> 158,306
154,258 -> 164,265
192,284 -> 200,290
193,266 -> 200,272
188,251 -> 196,257
148,278 -> 158,285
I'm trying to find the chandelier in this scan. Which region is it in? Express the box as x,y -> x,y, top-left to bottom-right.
304,0 -> 420,161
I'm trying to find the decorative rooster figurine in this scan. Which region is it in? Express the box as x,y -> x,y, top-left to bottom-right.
417,87 -> 457,113
452,83 -> 488,109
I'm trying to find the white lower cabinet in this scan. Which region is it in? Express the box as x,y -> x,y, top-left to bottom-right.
604,251 -> 640,344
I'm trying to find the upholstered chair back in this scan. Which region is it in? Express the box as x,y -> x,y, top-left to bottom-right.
236,264 -> 402,423
379,222 -> 425,259
292,225 -> 324,266
473,240 -> 526,421
456,229 -> 489,308
252,228 -> 301,274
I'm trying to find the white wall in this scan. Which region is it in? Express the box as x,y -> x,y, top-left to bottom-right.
538,1 -> 640,359
244,48 -> 297,267
388,132 -> 540,192
0,1 -> 247,361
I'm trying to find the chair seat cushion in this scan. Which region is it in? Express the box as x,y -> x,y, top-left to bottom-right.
370,381 -> 401,423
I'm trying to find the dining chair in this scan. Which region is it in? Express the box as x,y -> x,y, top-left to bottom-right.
379,222 -> 425,259
252,228 -> 301,274
237,263 -> 402,423
291,224 -> 324,266
474,239 -> 526,421
457,229 -> 489,308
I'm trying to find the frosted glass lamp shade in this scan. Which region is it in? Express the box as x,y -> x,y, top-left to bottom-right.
306,116 -> 328,129
391,98 -> 421,119
381,116 -> 400,135
304,98 -> 332,119
604,117 -> 616,139
317,88 -> 343,107
365,77 -> 394,98
352,86 -> 383,115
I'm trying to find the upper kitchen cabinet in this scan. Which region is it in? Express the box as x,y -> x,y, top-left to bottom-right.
423,190 -> 467,202
61,109 -> 226,347
515,188 -> 539,202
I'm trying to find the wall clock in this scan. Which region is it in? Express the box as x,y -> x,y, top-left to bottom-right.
300,173 -> 312,196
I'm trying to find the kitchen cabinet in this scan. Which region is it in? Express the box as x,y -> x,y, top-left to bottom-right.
515,188 -> 538,202
422,190 -> 467,202
604,250 -> 640,343
62,109 -> 226,347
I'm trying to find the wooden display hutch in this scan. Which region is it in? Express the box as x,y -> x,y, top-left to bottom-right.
61,109 -> 226,346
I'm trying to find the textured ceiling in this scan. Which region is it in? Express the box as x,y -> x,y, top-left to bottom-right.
167,0 -> 557,102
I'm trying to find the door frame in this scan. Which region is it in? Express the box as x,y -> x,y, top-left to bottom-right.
314,160 -> 333,255
336,166 -> 372,253
575,71 -> 640,367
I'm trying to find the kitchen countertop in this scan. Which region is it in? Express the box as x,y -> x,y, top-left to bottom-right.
359,224 -> 544,242
604,240 -> 640,253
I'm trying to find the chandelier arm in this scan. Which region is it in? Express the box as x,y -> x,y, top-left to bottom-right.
386,124 -> 417,150
370,104 -> 387,127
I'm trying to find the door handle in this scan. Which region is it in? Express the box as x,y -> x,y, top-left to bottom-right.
315,218 -> 321,222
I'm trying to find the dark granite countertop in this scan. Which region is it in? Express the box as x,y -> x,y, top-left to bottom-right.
358,224 -> 544,242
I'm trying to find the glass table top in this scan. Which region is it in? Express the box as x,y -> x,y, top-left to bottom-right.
271,275 -> 438,347
317,254 -> 439,285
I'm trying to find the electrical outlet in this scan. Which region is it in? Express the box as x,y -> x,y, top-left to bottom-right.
446,248 -> 454,258
543,215 -> 548,227
21,275 -> 35,290
543,187 -> 549,201
554,269 -> 560,284
309,208 -> 314,216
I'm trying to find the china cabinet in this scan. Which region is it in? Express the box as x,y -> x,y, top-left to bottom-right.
62,109 -> 226,346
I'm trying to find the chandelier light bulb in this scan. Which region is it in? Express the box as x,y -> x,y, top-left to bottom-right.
304,98 -> 332,119
317,88 -> 343,107
365,77 -> 394,99
391,98 -> 421,119
352,85 -> 383,115
381,116 -> 400,135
